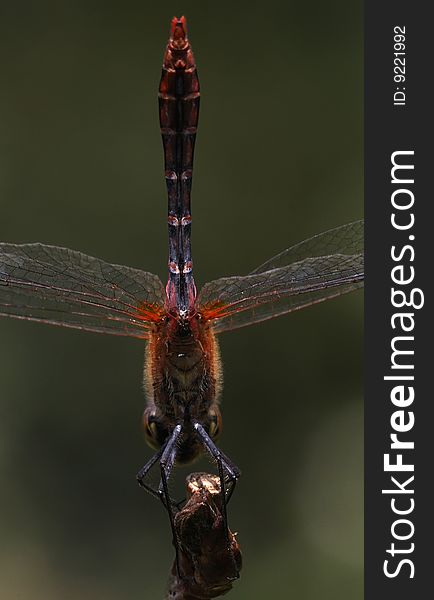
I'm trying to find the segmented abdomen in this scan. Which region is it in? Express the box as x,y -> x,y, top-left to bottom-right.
159,16 -> 199,313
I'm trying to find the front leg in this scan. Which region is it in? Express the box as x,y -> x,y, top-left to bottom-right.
158,425 -> 183,576
136,438 -> 181,510
136,446 -> 164,501
193,422 -> 241,548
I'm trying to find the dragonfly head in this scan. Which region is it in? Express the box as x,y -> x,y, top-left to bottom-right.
142,411 -> 202,463
143,406 -> 223,463
175,409 -> 222,464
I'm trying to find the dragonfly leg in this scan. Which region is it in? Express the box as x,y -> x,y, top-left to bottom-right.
136,441 -> 180,511
193,423 -> 241,557
158,425 -> 184,578
225,474 -> 238,505
193,422 -> 241,496
218,450 -> 241,505
136,426 -> 187,579
136,446 -> 164,500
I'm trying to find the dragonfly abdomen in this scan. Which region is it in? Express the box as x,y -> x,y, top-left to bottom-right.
159,16 -> 199,314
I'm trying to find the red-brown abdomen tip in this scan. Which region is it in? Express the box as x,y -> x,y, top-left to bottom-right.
171,15 -> 188,44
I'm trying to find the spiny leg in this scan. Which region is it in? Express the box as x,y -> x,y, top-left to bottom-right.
194,422 -> 241,566
225,473 -> 238,505
136,446 -> 164,501
136,435 -> 183,511
158,425 -> 183,577
217,447 -> 241,505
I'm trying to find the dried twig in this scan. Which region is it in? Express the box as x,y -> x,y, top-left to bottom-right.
165,473 -> 242,599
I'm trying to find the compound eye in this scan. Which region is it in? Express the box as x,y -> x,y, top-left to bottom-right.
208,407 -> 222,440
143,409 -> 162,450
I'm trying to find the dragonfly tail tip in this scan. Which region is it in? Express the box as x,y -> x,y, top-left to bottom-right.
171,16 -> 188,42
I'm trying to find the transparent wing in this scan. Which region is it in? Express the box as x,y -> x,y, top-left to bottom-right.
198,221 -> 364,334
251,221 -> 363,273
0,243 -> 166,338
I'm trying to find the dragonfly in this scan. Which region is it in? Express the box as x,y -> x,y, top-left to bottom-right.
0,16 -> 363,561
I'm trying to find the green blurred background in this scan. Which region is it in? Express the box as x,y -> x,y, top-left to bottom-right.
0,1 -> 363,598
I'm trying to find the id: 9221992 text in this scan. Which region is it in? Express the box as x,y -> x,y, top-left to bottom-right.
393,26 -> 406,107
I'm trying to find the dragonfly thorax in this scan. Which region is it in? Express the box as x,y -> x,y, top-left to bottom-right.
143,316 -> 223,461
